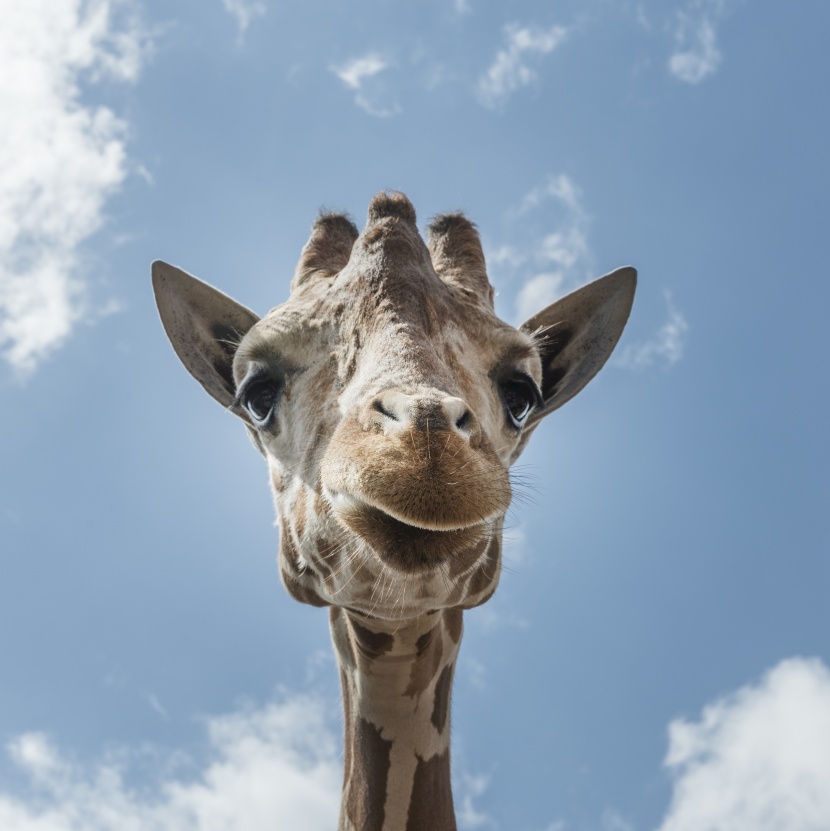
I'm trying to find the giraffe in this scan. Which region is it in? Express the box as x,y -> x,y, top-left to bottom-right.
152,192 -> 635,830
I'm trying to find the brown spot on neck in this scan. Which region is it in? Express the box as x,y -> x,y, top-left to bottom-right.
444,608 -> 463,644
431,664 -> 454,733
330,606 -> 356,669
404,622 -> 445,697
406,750 -> 456,831
351,619 -> 395,660
461,535 -> 501,609
344,716 -> 393,831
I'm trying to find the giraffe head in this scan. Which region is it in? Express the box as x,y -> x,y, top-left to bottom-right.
153,192 -> 634,620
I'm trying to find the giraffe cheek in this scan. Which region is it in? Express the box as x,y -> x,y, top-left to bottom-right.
279,567 -> 328,607
277,528 -> 328,607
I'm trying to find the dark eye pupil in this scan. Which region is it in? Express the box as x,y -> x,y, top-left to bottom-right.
503,381 -> 533,425
246,382 -> 278,422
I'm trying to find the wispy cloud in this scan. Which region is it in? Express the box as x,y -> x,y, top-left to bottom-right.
1,694 -> 342,830
332,53 -> 387,90
477,23 -> 568,110
145,691 -> 169,719
635,3 -> 653,32
456,771 -> 494,829
0,0 -> 149,376
460,654 -> 488,692
330,53 -> 401,117
616,291 -> 689,370
657,657 -> 830,831
221,0 -> 266,42
491,178 -> 687,371
668,1 -> 729,84
467,595 -> 531,633
485,174 -> 593,325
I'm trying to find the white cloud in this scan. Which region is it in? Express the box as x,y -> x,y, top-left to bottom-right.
0,0 -> 148,376
495,176 -> 684,374
330,54 -> 401,117
518,178 -> 591,283
145,691 -> 169,719
221,0 -> 266,42
615,291 -> 689,370
668,2 -> 726,84
657,657 -> 830,831
485,174 -> 592,325
477,23 -> 568,109
0,694 -> 342,831
7,659 -> 828,831
516,173 -> 582,217
468,599 -> 531,633
456,770 -> 494,829
486,244 -> 524,272
515,273 -> 566,324
636,4 -> 652,32
332,53 -> 387,90
0,689 -> 501,830
460,654 -> 488,692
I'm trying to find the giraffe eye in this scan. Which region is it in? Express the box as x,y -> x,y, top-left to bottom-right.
241,378 -> 282,425
501,376 -> 541,429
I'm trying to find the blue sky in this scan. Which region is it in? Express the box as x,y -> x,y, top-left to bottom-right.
1,0 -> 829,829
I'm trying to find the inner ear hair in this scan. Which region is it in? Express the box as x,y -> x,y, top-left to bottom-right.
520,266 -> 636,420
152,260 -> 260,409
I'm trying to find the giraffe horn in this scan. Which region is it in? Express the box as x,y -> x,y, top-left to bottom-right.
427,213 -> 494,308
365,190 -> 418,228
291,211 -> 359,291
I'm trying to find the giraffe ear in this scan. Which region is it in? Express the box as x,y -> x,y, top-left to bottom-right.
152,261 -> 260,409
520,266 -> 636,422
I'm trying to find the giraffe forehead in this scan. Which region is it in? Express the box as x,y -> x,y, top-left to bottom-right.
242,273 -> 528,382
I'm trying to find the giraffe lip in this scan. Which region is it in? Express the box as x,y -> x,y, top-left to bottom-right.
326,490 -> 489,533
325,490 -> 489,572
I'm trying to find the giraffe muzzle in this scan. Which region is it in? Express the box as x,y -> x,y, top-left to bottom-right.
320,391 -> 511,571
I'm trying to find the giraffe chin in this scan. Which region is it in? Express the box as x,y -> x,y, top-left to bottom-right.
334,501 -> 491,574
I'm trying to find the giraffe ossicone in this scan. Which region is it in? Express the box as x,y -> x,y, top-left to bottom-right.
153,192 -> 635,830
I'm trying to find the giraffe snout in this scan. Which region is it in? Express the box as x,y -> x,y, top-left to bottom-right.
368,389 -> 482,449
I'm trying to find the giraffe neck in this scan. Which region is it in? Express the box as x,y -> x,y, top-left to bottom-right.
329,606 -> 463,831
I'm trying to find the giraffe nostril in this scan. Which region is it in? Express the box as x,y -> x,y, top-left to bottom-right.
372,399 -> 398,421
455,410 -> 472,432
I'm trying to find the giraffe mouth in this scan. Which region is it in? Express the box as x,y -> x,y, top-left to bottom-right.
327,491 -> 492,572
327,490 -> 498,532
